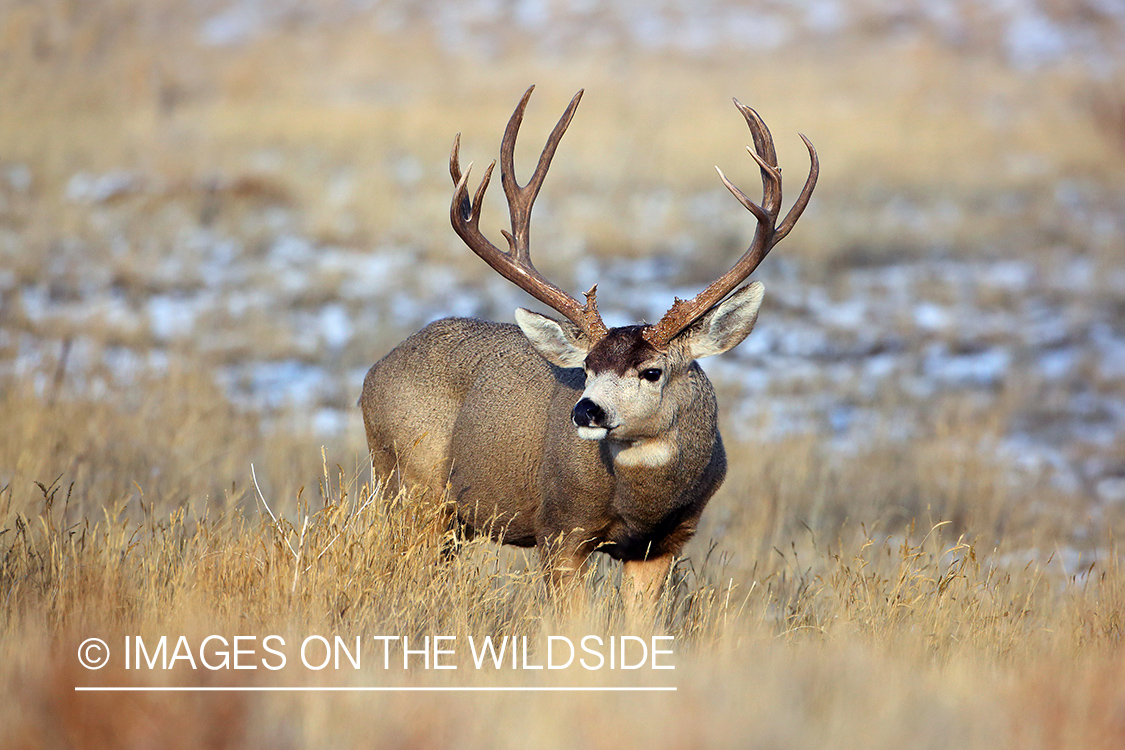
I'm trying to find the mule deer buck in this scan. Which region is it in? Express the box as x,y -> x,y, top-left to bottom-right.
360,87 -> 817,608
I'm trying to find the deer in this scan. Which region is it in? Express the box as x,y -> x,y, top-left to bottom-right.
360,87 -> 817,611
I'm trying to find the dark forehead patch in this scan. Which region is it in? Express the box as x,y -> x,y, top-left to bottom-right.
585,325 -> 659,375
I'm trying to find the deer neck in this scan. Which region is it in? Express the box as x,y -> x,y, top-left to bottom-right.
601,431 -> 692,529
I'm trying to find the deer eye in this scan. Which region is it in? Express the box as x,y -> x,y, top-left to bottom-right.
640,368 -> 663,382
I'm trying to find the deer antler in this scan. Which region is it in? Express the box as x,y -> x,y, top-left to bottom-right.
450,86 -> 608,343
642,99 -> 818,350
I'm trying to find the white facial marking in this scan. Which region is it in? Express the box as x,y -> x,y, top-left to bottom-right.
577,426 -> 608,441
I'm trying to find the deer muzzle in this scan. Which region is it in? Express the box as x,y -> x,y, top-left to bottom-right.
572,397 -> 609,440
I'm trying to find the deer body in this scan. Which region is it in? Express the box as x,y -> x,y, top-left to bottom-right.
362,316 -> 730,571
359,87 -> 817,602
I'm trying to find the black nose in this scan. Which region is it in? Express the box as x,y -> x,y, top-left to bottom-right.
572,398 -> 606,428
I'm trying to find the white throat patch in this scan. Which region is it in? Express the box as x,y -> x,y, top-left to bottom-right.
610,438 -> 676,468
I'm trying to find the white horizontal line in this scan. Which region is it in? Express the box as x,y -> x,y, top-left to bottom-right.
75,686 -> 675,693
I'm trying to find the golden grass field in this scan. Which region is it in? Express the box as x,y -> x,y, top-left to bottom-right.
3,1 -> 1125,748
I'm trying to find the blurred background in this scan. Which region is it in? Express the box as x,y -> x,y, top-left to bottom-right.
1,0 -> 1124,553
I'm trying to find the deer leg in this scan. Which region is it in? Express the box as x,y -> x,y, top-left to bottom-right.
622,553 -> 674,626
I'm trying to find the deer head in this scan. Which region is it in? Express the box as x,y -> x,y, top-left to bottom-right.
449,87 -> 818,443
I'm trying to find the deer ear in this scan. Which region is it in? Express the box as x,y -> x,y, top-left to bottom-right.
515,308 -> 590,368
677,281 -> 765,360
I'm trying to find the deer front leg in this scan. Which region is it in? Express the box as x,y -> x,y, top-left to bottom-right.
622,553 -> 674,627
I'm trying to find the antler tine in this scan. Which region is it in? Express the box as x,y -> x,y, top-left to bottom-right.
449,87 -> 607,342
450,133 -> 497,232
643,101 -> 818,351
733,98 -> 782,217
776,132 -> 819,242
450,132 -> 463,184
